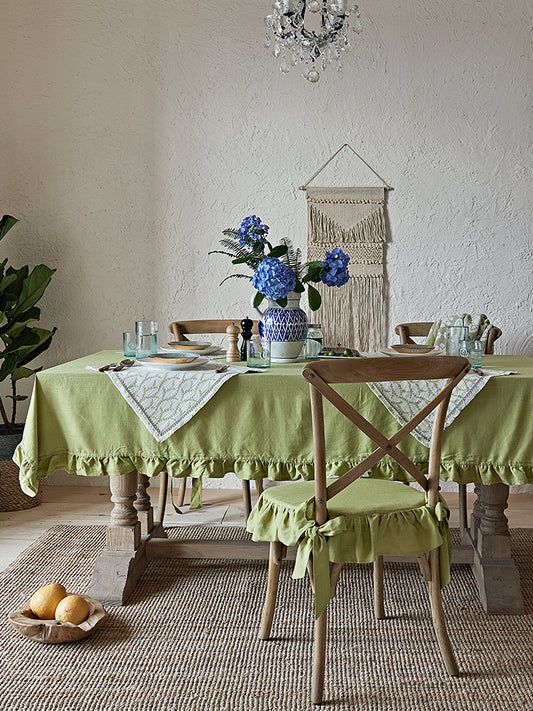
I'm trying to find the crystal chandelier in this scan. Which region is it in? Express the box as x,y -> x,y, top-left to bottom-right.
265,1 -> 362,83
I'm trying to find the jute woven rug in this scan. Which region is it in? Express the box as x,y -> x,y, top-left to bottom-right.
1,525 -> 532,711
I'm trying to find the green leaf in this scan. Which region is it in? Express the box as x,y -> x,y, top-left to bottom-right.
253,292 -> 264,309
15,327 -> 57,368
276,297 -> 288,308
294,281 -> 305,293
231,256 -> 253,265
9,264 -> 56,319
7,394 -> 29,401
307,284 -> 322,311
0,306 -> 41,338
11,366 -> 36,382
0,215 -> 18,242
268,245 -> 288,258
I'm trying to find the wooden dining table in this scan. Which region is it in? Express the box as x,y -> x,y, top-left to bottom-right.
14,350 -> 533,614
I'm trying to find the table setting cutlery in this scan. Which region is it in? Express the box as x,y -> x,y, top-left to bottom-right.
98,359 -> 135,372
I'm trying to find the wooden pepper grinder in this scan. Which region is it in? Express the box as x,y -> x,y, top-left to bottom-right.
240,317 -> 254,361
225,323 -> 240,362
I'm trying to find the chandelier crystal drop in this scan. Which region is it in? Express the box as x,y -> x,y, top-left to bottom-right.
265,1 -> 362,83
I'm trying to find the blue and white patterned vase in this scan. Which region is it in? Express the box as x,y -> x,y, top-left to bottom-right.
255,291 -> 308,363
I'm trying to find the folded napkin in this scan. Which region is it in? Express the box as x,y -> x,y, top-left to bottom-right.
426,314 -> 492,353
86,362 -> 256,442
368,370 -> 514,447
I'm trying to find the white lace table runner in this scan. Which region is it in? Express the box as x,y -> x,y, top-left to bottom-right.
367,370 -> 514,447
87,363 -> 254,442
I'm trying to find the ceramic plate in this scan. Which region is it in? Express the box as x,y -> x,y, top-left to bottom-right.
317,354 -> 362,359
381,348 -> 443,357
167,341 -> 211,351
137,357 -> 209,371
166,344 -> 224,357
389,344 -> 436,354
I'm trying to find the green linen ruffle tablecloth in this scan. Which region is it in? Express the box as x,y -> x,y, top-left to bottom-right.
14,351 -> 533,496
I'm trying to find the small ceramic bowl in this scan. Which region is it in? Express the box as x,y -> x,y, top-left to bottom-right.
390,344 -> 435,354
9,594 -> 106,644
148,354 -> 198,364
168,341 -> 211,351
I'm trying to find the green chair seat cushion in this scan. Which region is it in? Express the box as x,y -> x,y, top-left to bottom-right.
247,477 -> 452,617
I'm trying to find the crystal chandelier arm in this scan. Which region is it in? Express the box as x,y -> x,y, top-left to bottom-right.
299,143 -> 394,191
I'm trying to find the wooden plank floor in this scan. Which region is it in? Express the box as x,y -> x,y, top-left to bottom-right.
1,486 -> 532,572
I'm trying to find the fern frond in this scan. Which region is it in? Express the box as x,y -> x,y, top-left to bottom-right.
219,273 -> 253,286
281,238 -> 307,281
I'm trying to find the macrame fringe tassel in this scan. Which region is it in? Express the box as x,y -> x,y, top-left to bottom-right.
309,204 -> 385,244
314,276 -> 383,352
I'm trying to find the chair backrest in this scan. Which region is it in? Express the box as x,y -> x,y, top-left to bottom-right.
301,356 -> 470,525
168,319 -> 259,342
395,322 -> 502,354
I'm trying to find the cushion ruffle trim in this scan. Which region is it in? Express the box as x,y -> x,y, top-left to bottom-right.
246,492 -> 453,588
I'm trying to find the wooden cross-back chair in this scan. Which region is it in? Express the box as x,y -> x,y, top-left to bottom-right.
156,319 -> 260,523
394,320 -> 502,532
395,322 -> 502,354
247,355 -> 470,704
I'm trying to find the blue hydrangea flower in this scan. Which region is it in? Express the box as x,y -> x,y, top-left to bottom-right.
320,247 -> 350,287
238,215 -> 269,250
252,256 -> 297,301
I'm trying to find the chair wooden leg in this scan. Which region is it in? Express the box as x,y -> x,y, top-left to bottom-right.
330,563 -> 343,599
458,483 -> 468,533
373,555 -> 385,619
242,480 -> 252,519
312,607 -> 327,704
156,471 -> 168,525
260,541 -> 284,639
175,477 -> 187,507
255,478 -> 264,495
427,547 -> 459,676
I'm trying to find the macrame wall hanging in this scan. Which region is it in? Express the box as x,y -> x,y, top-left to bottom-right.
300,143 -> 393,352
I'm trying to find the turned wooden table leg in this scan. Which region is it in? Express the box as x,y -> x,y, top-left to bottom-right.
106,470 -> 141,550
87,470 -> 149,606
469,483 -> 484,546
134,472 -> 154,535
471,483 -> 524,614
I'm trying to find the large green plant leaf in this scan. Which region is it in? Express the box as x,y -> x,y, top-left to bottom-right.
0,306 -> 40,338
307,284 -> 322,311
15,327 -> 57,368
9,264 -> 56,319
11,366 -> 36,383
0,215 -> 18,241
0,326 -> 55,382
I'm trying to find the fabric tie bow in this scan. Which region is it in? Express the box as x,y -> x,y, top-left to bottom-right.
293,516 -> 347,620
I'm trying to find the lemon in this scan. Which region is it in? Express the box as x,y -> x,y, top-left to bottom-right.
55,594 -> 90,625
30,583 -> 67,619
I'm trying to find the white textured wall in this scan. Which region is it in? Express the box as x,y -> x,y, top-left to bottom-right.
1,1 -> 532,490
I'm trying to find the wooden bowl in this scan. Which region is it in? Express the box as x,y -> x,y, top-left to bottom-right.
9,594 -> 106,644
148,354 -> 198,365
390,344 -> 435,354
167,341 -> 211,351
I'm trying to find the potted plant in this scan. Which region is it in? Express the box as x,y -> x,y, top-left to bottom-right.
210,214 -> 350,362
0,214 -> 56,510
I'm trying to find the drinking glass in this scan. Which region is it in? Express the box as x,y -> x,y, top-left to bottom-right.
247,336 -> 271,369
123,331 -> 137,357
446,326 -> 469,356
468,340 -> 483,371
135,320 -> 158,358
